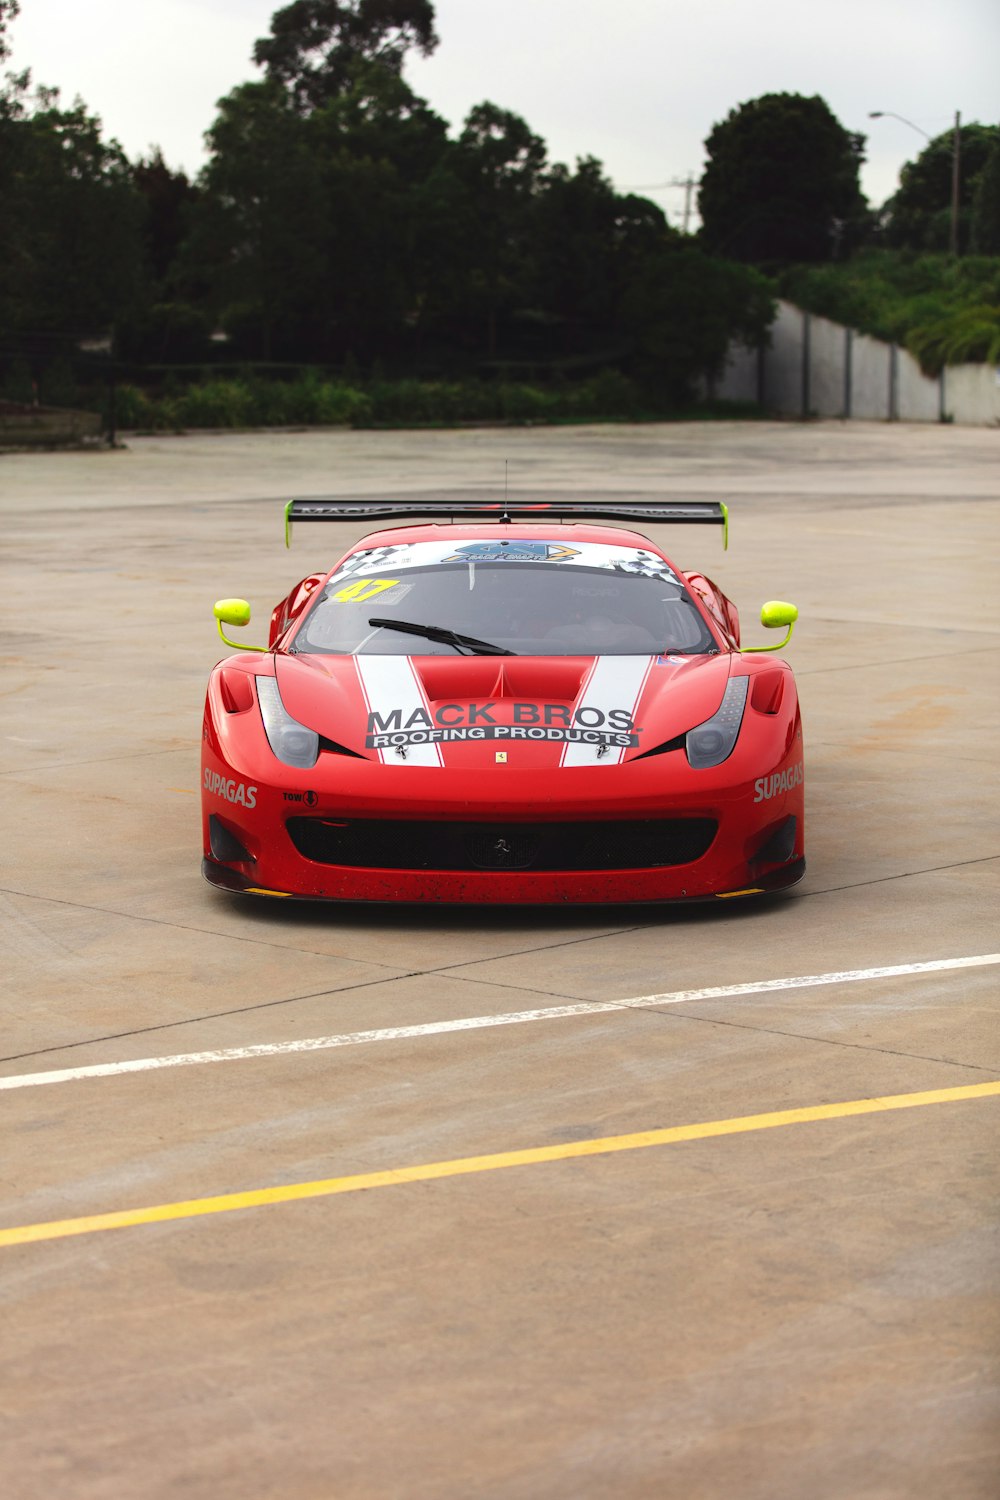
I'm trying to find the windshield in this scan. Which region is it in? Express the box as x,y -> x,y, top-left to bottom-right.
290,538 -> 718,657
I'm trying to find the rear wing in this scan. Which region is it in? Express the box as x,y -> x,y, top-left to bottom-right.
284,498 -> 728,549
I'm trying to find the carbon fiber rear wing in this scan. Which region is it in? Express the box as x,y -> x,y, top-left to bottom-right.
284,498 -> 728,549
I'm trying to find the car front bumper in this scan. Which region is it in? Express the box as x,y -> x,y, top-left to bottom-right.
201,751 -> 806,905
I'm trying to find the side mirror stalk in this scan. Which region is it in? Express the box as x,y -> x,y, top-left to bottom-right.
743,600 -> 798,654
213,599 -> 268,653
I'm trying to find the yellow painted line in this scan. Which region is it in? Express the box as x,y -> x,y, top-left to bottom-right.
2,1080 -> 997,1250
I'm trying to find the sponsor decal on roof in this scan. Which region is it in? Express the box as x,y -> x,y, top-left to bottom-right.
333,540 -> 681,582
442,542 -> 581,563
753,762 -> 804,802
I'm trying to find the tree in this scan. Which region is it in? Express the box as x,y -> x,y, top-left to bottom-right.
312,56 -> 447,184
184,65 -> 451,362
448,103 -> 548,356
181,81 -> 328,358
253,0 -> 437,112
884,123 -> 1000,253
311,63 -> 451,355
0,0 -> 18,77
1,93 -> 144,338
132,149 -> 199,285
529,159 -> 672,354
0,0 -> 21,96
971,133 -> 1000,254
698,93 -> 868,266
0,0 -> 28,326
619,246 -> 774,402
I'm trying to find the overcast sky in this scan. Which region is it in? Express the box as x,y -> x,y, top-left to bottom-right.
8,0 -> 998,224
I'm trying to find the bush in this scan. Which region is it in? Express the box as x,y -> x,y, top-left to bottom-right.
781,250 -> 1000,373
86,365 -> 750,432
906,305 -> 1000,374
112,383 -> 162,429
103,373 -> 373,430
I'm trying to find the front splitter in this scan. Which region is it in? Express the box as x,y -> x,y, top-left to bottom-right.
201,857 -> 806,907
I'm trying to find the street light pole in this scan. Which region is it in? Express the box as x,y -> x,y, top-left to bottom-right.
950,111 -> 962,256
868,110 -> 931,143
868,110 -> 962,256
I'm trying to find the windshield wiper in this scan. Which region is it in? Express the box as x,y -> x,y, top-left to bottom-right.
368,618 -> 516,656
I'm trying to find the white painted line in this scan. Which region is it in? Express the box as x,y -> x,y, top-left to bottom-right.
2,953 -> 998,1094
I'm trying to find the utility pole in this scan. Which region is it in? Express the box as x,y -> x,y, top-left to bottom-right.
950,110 -> 962,256
670,174 -> 696,234
617,172 -> 697,232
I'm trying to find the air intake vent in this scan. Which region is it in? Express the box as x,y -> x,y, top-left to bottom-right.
286,817 -> 717,872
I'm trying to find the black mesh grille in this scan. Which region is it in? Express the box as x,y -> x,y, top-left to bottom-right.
286,817 -> 717,871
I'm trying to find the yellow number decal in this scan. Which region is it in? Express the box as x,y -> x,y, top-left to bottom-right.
332,578 -> 401,603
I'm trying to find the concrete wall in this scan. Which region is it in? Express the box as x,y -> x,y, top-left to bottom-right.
712,300 -> 1000,426
944,363 -> 1000,425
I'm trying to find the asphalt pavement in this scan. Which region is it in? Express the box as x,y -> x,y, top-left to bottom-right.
1,420 -> 998,1500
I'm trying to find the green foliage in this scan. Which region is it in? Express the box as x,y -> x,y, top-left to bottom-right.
699,93 -> 869,266
110,373 -> 374,430
0,0 -> 18,67
621,247 -> 775,399
905,306 -> 1000,374
132,149 -> 200,285
2,0 -> 783,420
781,250 -> 1000,373
254,0 -> 438,113
2,355 -> 34,403
528,158 -> 672,349
971,135 -> 1000,254
448,102 -> 550,357
0,92 -> 145,336
180,79 -> 331,360
97,368 -> 728,431
884,123 -> 1000,253
116,301 -> 214,362
37,356 -> 80,407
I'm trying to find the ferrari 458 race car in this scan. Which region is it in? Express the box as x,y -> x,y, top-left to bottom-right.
201,499 -> 804,904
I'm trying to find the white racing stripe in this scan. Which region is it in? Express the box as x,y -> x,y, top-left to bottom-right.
562,655 -> 652,767
1,953 -> 997,1094
354,654 -> 443,766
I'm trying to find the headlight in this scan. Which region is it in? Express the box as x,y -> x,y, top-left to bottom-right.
257,676 -> 319,768
686,675 -> 749,769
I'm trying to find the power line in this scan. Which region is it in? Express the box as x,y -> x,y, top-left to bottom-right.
617,173 -> 698,232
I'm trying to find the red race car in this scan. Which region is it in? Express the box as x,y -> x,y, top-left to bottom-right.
202,500 -> 804,904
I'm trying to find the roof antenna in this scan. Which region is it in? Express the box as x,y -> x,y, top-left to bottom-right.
501,460 -> 511,524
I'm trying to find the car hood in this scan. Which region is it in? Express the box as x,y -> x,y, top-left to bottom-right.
274,651 -> 734,768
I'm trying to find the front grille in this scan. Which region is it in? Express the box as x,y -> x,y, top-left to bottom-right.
286,817 -> 717,871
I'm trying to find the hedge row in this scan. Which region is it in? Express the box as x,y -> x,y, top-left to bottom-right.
108,369 -> 670,431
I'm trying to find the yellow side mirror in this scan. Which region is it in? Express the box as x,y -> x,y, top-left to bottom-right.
744,600 -> 798,653
213,598 -> 267,653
